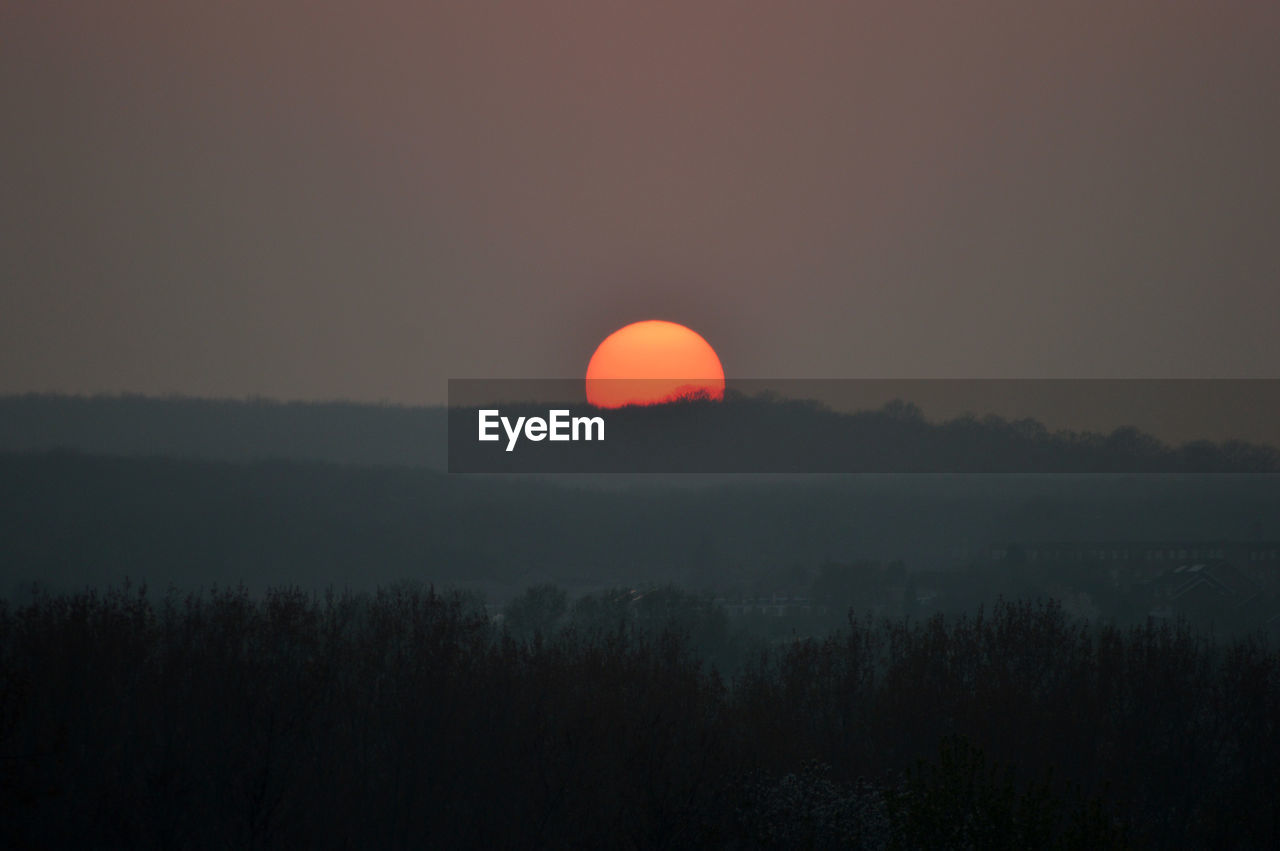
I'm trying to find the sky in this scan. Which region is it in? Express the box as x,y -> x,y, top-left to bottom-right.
2,1 -> 1278,405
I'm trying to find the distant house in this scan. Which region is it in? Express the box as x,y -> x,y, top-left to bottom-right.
1156,562 -> 1259,603
1145,561 -> 1269,624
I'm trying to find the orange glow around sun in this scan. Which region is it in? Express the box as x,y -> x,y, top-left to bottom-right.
585,320 -> 725,408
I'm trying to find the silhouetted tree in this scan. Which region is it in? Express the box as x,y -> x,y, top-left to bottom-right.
502,583 -> 567,643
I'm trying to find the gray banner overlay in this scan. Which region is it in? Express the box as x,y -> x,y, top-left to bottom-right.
448,379 -> 1280,474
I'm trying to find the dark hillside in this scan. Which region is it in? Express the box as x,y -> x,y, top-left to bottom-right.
3,451 -> 1277,596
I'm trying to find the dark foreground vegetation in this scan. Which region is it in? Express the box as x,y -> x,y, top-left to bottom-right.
3,585 -> 1278,848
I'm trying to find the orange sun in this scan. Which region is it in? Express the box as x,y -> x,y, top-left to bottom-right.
585,320 -> 725,408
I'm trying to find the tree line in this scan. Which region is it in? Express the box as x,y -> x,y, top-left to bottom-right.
3,583 -> 1278,848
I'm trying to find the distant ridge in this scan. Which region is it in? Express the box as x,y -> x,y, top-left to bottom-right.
4,393 -> 1279,474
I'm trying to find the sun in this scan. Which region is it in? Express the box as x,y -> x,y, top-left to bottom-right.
585,320 -> 725,408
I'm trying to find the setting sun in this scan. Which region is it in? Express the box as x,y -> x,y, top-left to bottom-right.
585,320 -> 725,408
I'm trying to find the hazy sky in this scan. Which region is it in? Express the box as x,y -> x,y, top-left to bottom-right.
3,1 -> 1278,404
